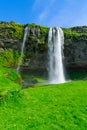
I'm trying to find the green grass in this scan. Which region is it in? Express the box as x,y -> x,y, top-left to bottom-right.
0,81 -> 87,130
0,66 -> 21,95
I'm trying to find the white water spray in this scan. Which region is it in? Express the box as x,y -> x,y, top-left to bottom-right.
48,27 -> 66,84
17,26 -> 29,72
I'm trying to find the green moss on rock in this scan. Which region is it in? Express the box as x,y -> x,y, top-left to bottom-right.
0,21 -> 25,40
0,49 -> 21,68
62,26 -> 87,43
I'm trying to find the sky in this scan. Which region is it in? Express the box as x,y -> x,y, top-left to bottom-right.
0,0 -> 87,27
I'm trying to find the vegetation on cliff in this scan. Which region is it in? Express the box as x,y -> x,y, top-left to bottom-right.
0,22 -> 49,69
0,21 -> 25,40
27,23 -> 49,54
63,26 -> 87,43
0,49 -> 21,68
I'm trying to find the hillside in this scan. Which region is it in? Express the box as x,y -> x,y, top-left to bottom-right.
0,66 -> 22,96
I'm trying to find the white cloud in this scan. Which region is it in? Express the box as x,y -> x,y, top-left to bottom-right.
39,11 -> 48,21
38,0 -> 56,22
32,0 -> 41,11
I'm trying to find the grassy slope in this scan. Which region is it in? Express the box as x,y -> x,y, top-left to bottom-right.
0,81 -> 87,130
0,66 -> 21,95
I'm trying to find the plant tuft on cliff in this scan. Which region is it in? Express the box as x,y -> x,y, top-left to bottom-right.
0,21 -> 25,40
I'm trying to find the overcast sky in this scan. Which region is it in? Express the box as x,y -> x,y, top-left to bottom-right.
0,0 -> 87,27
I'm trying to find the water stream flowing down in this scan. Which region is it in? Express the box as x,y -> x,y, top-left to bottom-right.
17,26 -> 29,72
48,27 -> 66,84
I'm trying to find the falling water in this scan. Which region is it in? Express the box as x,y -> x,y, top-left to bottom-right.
17,26 -> 29,72
48,27 -> 66,84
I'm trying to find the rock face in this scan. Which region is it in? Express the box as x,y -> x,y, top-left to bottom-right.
63,26 -> 87,71
64,42 -> 87,71
24,24 -> 49,72
0,21 -> 24,51
0,22 -> 87,73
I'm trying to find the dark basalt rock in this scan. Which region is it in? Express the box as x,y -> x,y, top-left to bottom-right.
0,22 -> 87,73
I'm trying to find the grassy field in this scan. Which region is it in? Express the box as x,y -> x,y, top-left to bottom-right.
0,80 -> 87,130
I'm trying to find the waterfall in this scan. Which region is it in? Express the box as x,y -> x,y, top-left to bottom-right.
17,26 -> 29,72
48,27 -> 66,84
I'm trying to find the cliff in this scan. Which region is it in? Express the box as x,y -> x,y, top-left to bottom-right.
63,26 -> 87,71
0,21 -> 87,80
